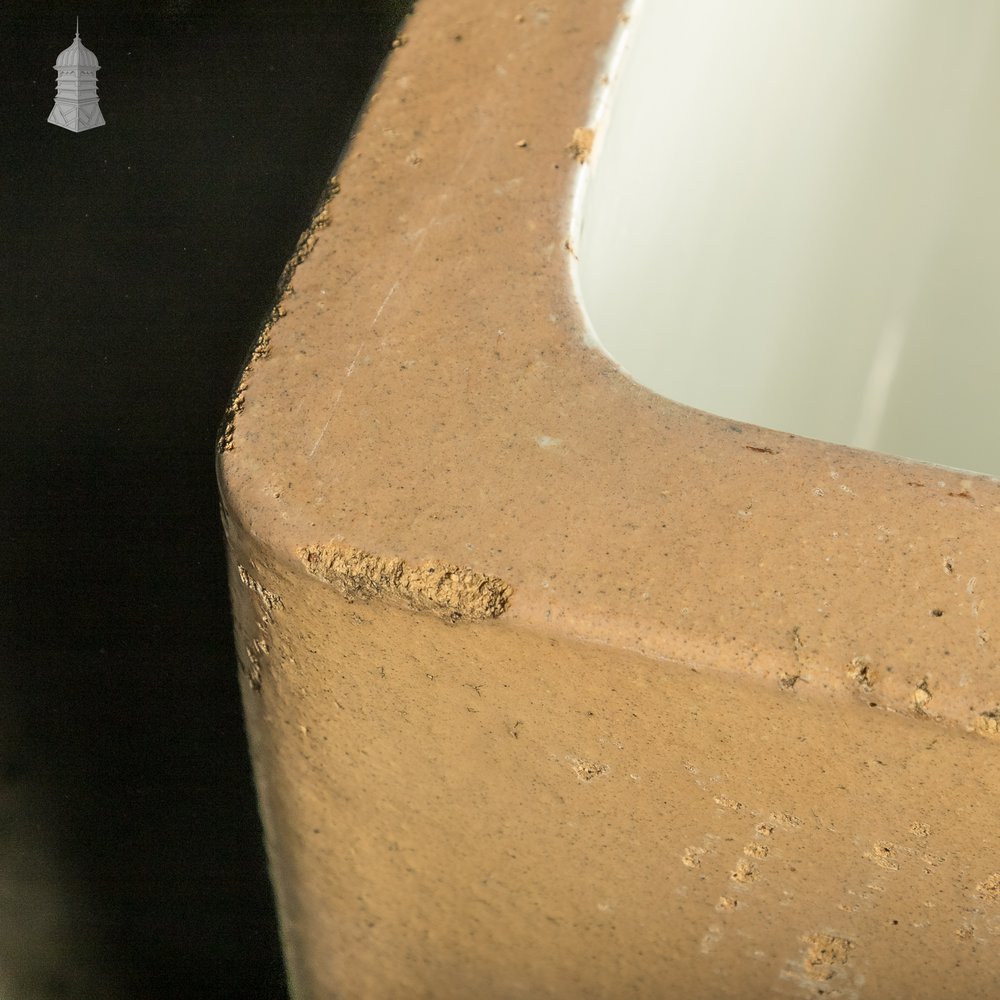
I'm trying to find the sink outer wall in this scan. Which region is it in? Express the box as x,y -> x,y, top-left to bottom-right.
218,1 -> 1000,995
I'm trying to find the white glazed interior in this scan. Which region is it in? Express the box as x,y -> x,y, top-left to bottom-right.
577,0 -> 1000,477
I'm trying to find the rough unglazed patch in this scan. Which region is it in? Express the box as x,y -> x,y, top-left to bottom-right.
976,873 -> 1000,900
298,541 -> 511,622
975,710 -> 1000,738
568,126 -> 595,163
802,933 -> 853,981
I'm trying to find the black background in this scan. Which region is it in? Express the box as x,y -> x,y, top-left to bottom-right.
1,2 -> 408,996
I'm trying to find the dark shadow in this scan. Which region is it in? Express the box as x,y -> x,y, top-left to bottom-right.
0,2 -> 410,996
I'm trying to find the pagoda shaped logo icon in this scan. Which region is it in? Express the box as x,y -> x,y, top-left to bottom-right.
48,18 -> 106,132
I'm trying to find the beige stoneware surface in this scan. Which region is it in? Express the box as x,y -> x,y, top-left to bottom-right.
218,1 -> 1000,996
